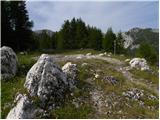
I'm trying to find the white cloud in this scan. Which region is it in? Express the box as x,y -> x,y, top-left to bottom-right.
26,1 -> 158,33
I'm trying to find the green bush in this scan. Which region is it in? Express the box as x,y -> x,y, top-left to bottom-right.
136,42 -> 158,65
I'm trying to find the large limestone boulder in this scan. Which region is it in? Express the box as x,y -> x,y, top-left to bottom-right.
24,54 -> 68,107
1,46 -> 18,79
62,62 -> 78,89
7,54 -> 78,119
7,94 -> 35,119
129,58 -> 150,71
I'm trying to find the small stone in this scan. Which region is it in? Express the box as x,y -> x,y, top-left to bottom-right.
123,88 -> 144,101
86,53 -> 92,56
148,94 -> 157,100
70,93 -> 74,96
81,63 -> 88,67
103,76 -> 118,85
98,53 -> 104,56
76,55 -> 84,59
19,51 -> 27,55
94,73 -> 99,78
125,59 -> 130,62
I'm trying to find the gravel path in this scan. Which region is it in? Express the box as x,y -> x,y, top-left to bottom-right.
32,54 -> 124,65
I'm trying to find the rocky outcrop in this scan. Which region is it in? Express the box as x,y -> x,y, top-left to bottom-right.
24,54 -> 68,107
62,62 -> 78,89
122,28 -> 158,53
129,58 -> 150,71
7,54 -> 78,119
1,46 -> 18,79
122,32 -> 134,49
7,94 -> 35,119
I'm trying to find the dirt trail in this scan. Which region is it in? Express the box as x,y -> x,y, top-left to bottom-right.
32,54 -> 124,65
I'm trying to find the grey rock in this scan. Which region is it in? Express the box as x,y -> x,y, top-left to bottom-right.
86,53 -> 92,56
103,76 -> 118,85
125,59 -> 130,62
62,62 -> 78,89
148,94 -> 158,100
20,51 -> 27,55
129,58 -> 150,71
123,88 -> 144,101
76,54 -> 85,59
81,63 -> 88,67
94,73 -> 100,79
1,46 -> 18,79
7,54 -> 79,119
7,94 -> 35,119
98,53 -> 104,56
24,54 -> 68,107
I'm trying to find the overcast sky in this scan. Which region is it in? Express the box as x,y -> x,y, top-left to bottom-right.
26,0 -> 159,33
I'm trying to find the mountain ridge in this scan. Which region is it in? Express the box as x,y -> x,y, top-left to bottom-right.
122,27 -> 159,52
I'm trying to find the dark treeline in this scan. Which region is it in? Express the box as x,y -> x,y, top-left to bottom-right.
55,18 -> 104,50
34,18 -> 125,53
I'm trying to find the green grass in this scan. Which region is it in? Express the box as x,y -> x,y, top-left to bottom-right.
1,76 -> 26,118
124,101 -> 158,119
109,54 -> 131,61
50,103 -> 93,119
129,68 -> 158,85
53,49 -> 102,55
17,54 -> 36,76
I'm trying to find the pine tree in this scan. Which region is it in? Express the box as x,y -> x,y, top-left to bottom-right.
75,18 -> 88,48
136,42 -> 157,64
10,1 -> 33,50
87,26 -> 103,50
1,2 -> 13,47
2,1 -> 33,51
60,20 -> 71,49
70,18 -> 77,48
103,27 -> 116,52
115,31 -> 125,54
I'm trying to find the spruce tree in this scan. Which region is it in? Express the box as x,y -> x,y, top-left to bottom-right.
87,26 -> 103,50
115,31 -> 125,54
1,1 -> 33,50
1,2 -> 13,47
103,27 -> 116,52
10,1 -> 33,50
